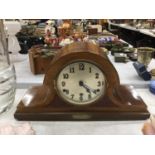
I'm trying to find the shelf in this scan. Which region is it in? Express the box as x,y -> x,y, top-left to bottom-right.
109,22 -> 155,38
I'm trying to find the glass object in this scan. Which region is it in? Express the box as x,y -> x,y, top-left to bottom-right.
0,20 -> 16,114
137,47 -> 155,66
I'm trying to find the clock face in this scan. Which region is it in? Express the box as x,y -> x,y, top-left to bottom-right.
56,61 -> 106,105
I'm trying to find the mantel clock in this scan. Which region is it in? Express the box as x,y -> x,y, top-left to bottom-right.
14,42 -> 150,120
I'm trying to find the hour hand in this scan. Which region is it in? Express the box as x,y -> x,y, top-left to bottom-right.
79,81 -> 90,93
79,81 -> 96,94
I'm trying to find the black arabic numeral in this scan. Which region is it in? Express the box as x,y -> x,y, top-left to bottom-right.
95,73 -> 99,79
71,94 -> 74,99
61,81 -> 66,87
70,67 -> 75,73
88,94 -> 91,99
79,63 -> 85,70
63,73 -> 69,79
63,89 -> 69,95
89,67 -> 92,73
79,93 -> 83,101
97,81 -> 101,87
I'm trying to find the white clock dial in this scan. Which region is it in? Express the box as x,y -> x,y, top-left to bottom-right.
56,61 -> 106,105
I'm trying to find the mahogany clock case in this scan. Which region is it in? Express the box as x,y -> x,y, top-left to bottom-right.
14,42 -> 150,121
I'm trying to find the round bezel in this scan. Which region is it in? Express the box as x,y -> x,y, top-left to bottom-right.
55,60 -> 106,105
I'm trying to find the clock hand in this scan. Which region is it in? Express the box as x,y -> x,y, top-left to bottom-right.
83,84 -> 97,94
79,81 -> 97,94
79,81 -> 91,93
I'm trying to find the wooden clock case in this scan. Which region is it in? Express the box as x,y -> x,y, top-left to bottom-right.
14,42 -> 150,121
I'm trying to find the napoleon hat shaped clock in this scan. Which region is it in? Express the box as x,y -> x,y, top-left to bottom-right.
14,42 -> 149,120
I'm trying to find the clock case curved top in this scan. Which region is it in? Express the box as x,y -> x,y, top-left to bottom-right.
14,42 -> 150,121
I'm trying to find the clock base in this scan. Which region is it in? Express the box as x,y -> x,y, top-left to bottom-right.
14,85 -> 150,121
14,111 -> 149,121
